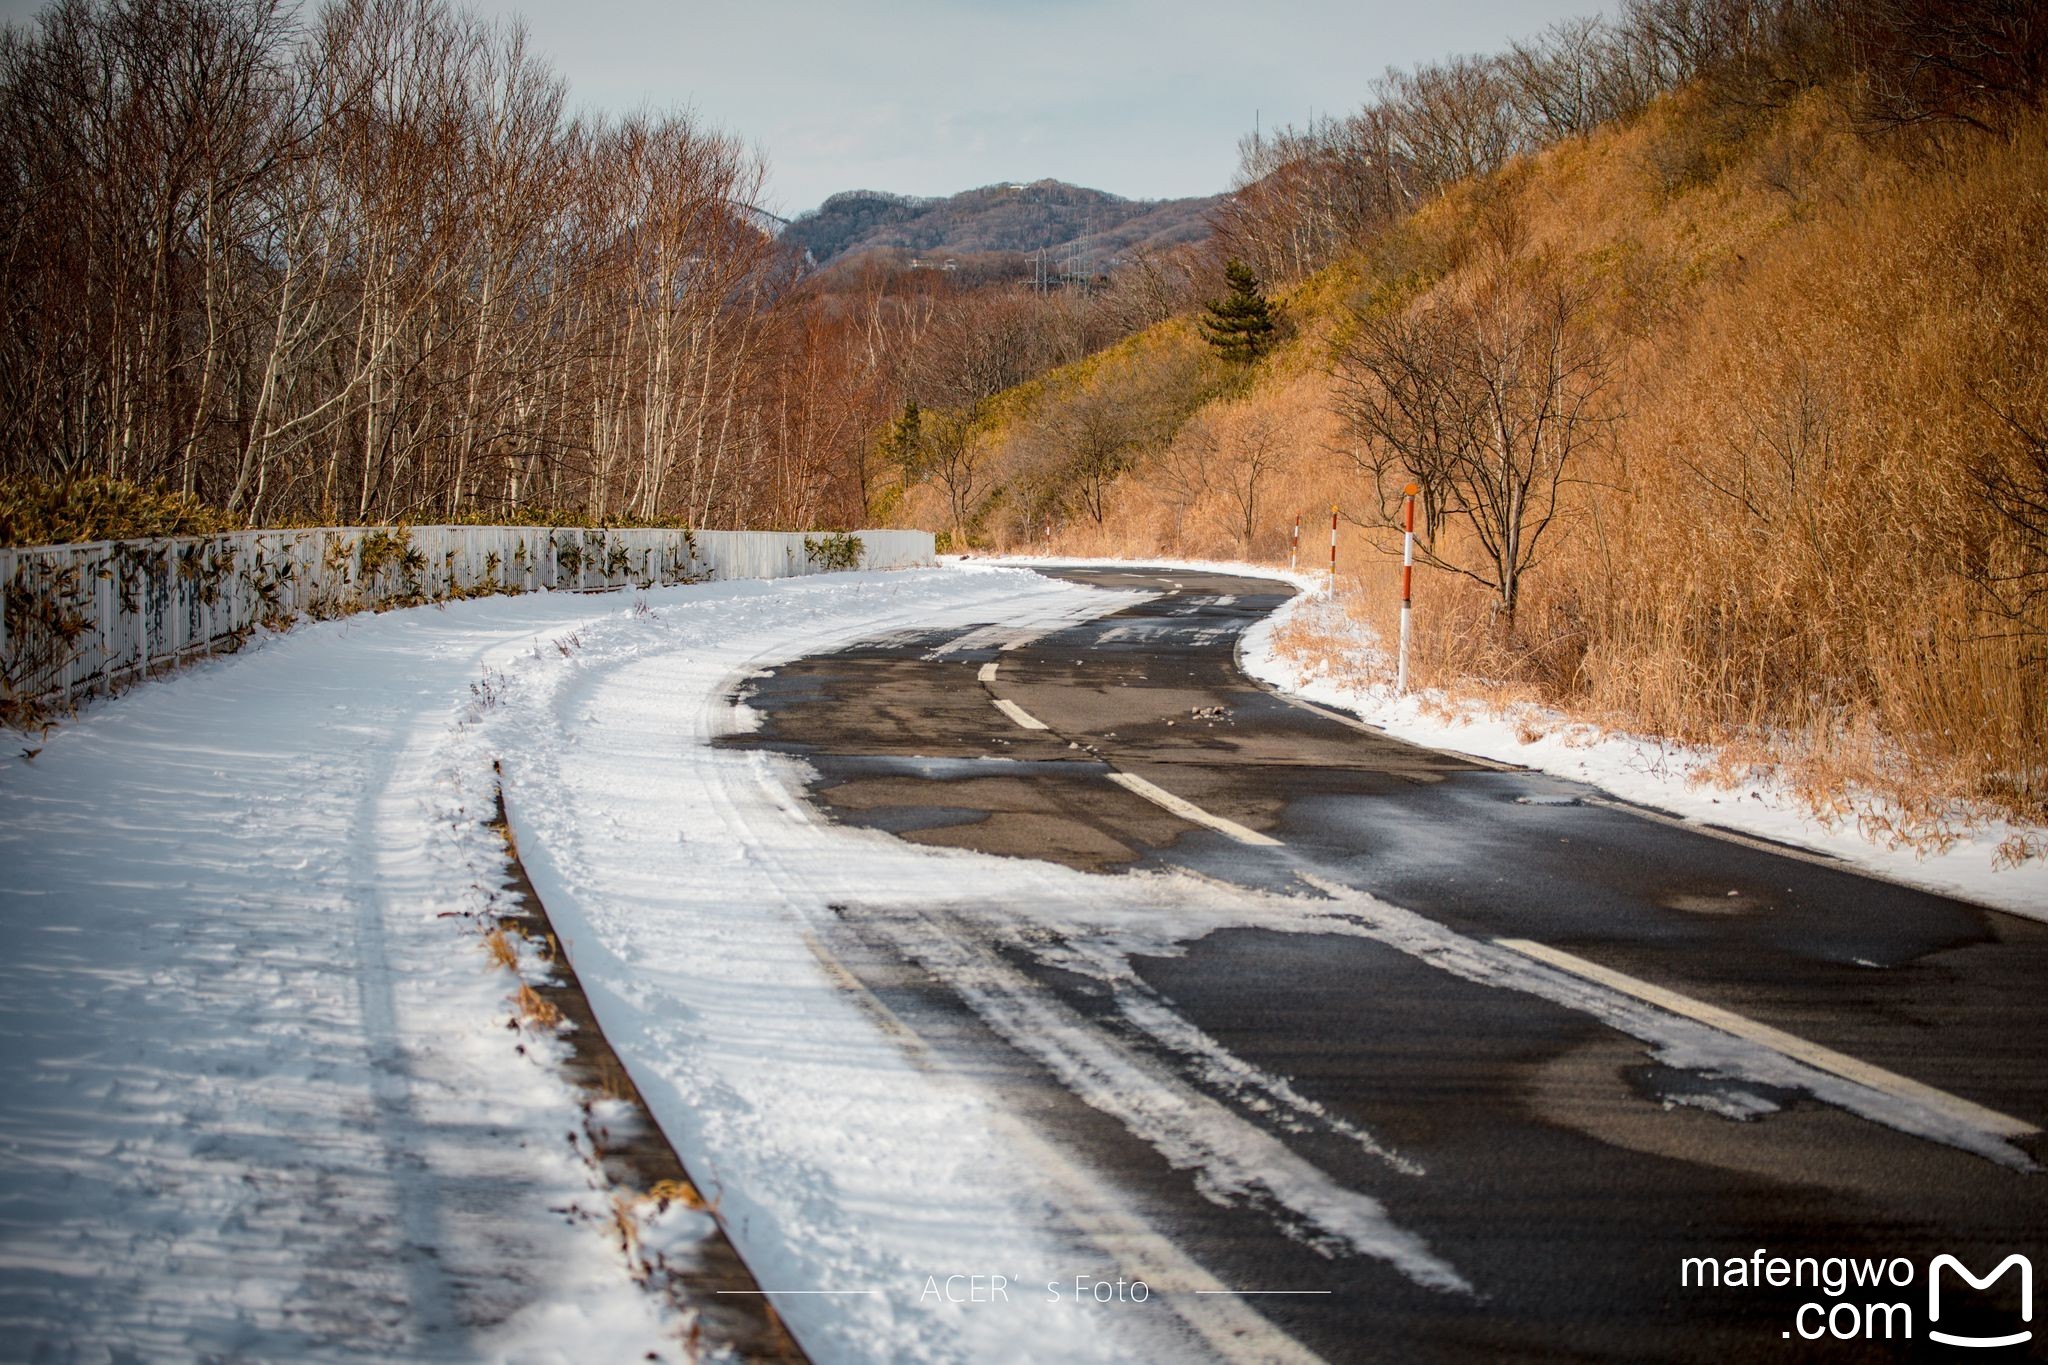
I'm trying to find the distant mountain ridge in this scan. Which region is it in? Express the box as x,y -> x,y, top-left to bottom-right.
783,179 -> 1219,271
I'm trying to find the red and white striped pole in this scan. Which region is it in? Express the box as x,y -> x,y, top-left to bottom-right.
1397,482 -> 1418,694
1328,503 -> 1338,592
1289,513 -> 1301,573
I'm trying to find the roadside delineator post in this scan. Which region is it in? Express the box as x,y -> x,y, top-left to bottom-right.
1397,482 -> 1418,695
1328,504 -> 1338,592
1289,513 -> 1300,573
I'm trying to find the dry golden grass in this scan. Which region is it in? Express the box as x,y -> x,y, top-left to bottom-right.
1567,100 -> 2048,838
483,927 -> 519,971
482,922 -> 566,1028
992,87 -> 2046,847
514,981 -> 564,1030
645,1177 -> 707,1211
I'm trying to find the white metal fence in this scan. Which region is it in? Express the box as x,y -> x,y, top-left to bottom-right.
0,525 -> 933,711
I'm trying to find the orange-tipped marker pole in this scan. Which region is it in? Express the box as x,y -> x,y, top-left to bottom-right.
1328,503 -> 1338,591
1397,483 -> 1418,694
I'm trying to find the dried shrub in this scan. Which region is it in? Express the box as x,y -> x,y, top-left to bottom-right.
0,477 -> 240,548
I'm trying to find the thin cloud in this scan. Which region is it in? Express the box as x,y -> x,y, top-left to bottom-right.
0,0 -> 1606,212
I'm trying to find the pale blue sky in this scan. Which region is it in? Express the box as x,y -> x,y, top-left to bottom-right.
0,0 -> 1608,215
468,0 -> 1606,215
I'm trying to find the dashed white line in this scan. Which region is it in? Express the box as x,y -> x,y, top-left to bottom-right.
1495,938 -> 2039,1141
992,697 -> 1048,730
1107,772 -> 1283,847
977,661 -> 999,683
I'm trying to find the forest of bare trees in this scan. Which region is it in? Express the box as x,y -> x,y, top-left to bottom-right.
4,0 -> 2040,561
0,0 -> 781,525
0,0 -> 1196,538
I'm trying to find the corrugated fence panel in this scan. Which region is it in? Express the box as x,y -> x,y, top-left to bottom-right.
1,526 -> 932,711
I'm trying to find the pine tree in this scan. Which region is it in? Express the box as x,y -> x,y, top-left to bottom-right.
886,401 -> 924,476
1201,260 -> 1279,364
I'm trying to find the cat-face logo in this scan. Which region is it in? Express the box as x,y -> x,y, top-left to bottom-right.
1928,1254 -> 2033,1349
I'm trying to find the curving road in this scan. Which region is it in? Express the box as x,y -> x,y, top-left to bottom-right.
724,565 -> 2047,1362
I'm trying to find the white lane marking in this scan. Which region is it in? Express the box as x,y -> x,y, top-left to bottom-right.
1581,795 -> 1873,877
977,661 -> 998,683
1108,772 -> 1283,847
993,698 -> 1048,730
1496,938 -> 2040,1141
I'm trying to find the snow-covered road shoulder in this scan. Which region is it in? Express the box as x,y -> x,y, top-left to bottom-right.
1239,589 -> 2048,921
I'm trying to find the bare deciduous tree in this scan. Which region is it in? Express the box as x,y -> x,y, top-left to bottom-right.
1336,265 -> 1619,627
1175,403 -> 1295,554
916,407 -> 989,547
0,0 -> 832,532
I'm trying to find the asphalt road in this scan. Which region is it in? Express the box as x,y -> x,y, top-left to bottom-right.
724,565 -> 2048,1363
